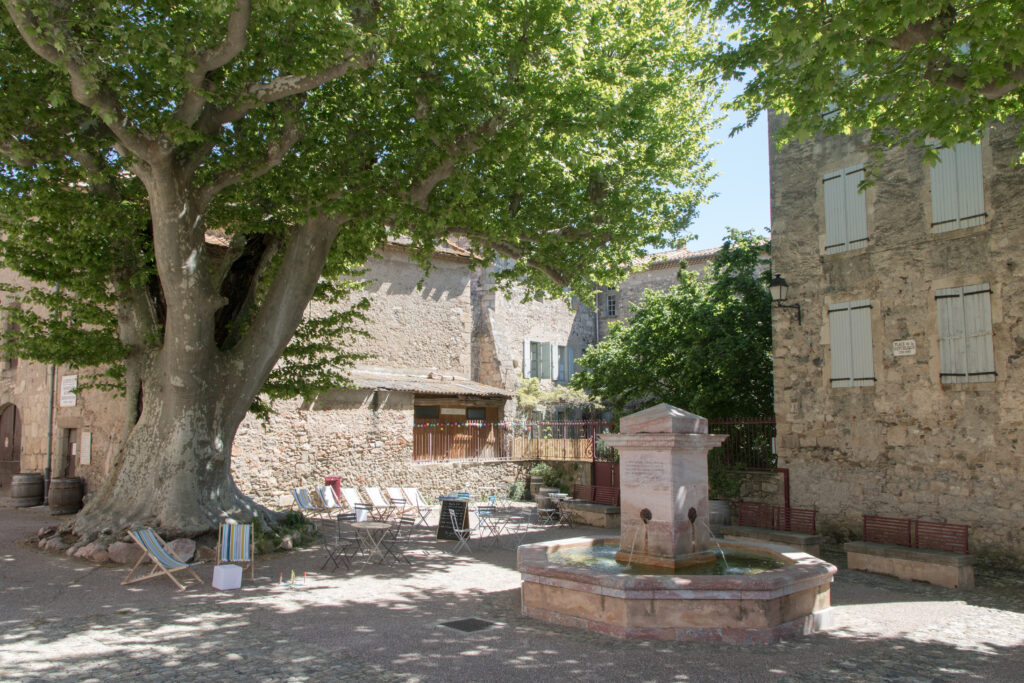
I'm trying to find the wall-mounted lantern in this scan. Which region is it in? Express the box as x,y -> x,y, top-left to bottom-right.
769,274 -> 801,325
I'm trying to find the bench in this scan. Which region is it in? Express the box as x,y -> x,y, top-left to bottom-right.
845,515 -> 975,589
718,502 -> 822,556
566,485 -> 620,528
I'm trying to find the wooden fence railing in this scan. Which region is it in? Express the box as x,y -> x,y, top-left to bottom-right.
412,421 -> 610,463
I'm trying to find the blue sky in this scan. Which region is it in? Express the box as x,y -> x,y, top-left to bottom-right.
683,82 -> 771,251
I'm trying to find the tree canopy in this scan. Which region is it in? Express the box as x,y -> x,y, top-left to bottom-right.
701,1 -> 1024,156
0,0 -> 723,535
571,229 -> 772,420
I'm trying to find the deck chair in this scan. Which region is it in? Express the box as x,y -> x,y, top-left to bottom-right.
386,487 -> 414,519
216,522 -> 255,579
448,508 -> 472,554
122,528 -> 203,591
402,487 -> 432,527
364,486 -> 395,520
292,487 -> 326,520
317,485 -> 346,513
339,487 -> 373,521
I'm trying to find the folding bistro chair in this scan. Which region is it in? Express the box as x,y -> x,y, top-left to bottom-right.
320,513 -> 360,571
380,516 -> 415,565
216,522 -> 255,579
402,487 -> 432,527
448,508 -> 472,554
122,528 -> 203,591
364,486 -> 395,520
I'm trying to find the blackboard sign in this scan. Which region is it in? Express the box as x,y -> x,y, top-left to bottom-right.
437,499 -> 469,540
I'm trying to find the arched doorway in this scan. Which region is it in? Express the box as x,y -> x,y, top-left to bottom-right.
0,404 -> 22,491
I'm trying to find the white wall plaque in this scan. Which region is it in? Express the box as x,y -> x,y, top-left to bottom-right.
59,375 -> 78,407
80,431 -> 92,465
892,339 -> 917,357
440,407 -> 465,416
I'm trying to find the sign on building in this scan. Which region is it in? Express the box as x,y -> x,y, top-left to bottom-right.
59,375 -> 78,407
892,339 -> 917,357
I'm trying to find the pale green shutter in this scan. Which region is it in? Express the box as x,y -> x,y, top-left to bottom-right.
539,342 -> 551,379
932,142 -> 985,233
936,288 -> 967,383
844,168 -> 868,248
567,347 -> 575,379
823,172 -> 847,253
829,304 -> 853,386
523,340 -> 531,378
850,302 -> 874,386
963,284 -> 995,382
830,300 -> 873,387
955,143 -> 985,229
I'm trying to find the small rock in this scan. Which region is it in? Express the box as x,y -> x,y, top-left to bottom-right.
108,541 -> 142,564
196,544 -> 217,562
37,525 -> 58,539
91,550 -> 109,564
74,546 -> 90,558
165,538 -> 196,562
43,537 -> 68,553
279,536 -> 294,550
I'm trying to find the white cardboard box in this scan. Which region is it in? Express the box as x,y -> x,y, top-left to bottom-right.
212,563 -> 242,590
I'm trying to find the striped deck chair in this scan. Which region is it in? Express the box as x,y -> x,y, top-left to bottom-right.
364,486 -> 395,520
122,528 -> 203,591
402,487 -> 432,527
292,487 -> 326,520
340,487 -> 373,521
216,522 -> 254,579
317,486 -> 346,514
386,486 -> 414,519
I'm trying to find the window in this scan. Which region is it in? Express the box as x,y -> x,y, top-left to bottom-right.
823,166 -> 868,254
606,293 -> 617,317
828,299 -> 874,387
524,340 -> 552,379
931,142 -> 985,233
466,407 -> 487,421
414,405 -> 439,419
556,345 -> 575,383
936,284 -> 995,384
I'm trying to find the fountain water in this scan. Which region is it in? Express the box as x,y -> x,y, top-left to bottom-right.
518,403 -> 836,643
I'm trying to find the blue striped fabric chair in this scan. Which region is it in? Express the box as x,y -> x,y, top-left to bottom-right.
292,487 -> 326,520
122,528 -> 203,591
216,522 -> 255,579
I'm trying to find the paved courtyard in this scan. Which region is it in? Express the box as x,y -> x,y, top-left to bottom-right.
2,505 -> 1024,682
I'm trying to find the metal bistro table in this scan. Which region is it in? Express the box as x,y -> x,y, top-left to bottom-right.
351,521 -> 391,564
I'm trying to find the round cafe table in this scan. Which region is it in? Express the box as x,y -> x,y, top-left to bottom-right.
351,521 -> 391,564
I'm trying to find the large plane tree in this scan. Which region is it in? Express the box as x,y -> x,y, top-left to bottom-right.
0,1 -> 721,538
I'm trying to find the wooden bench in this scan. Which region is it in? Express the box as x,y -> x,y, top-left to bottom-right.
718,502 -> 822,556
567,484 -> 620,528
845,515 -> 975,589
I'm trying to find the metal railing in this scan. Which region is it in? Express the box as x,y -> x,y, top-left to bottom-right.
412,421 -> 611,463
708,417 -> 777,470
862,514 -> 969,554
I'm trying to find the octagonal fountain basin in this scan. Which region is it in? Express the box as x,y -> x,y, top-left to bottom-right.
518,537 -> 837,643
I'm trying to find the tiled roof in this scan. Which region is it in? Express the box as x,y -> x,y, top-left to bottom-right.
635,246 -> 722,269
347,368 -> 512,398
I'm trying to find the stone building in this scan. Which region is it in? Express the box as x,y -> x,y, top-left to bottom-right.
596,247 -> 721,339
769,115 -> 1024,561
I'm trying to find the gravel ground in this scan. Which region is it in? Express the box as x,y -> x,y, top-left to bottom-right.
2,505 -> 1023,682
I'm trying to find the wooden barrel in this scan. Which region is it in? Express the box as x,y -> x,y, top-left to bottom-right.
536,487 -> 561,509
10,473 -> 44,507
48,477 -> 84,515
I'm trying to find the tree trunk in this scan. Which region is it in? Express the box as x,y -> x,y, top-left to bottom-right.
73,353 -> 268,539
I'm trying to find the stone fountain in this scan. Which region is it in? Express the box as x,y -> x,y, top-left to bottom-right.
518,403 -> 836,643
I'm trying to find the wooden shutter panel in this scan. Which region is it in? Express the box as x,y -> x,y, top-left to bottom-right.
523,340 -> 532,378
567,347 -> 575,379
540,342 -> 551,379
963,284 -> 994,381
931,147 -> 960,232
829,304 -> 853,386
844,168 -> 868,248
823,172 -> 847,253
955,143 -> 985,229
936,288 -> 967,383
849,303 -> 874,386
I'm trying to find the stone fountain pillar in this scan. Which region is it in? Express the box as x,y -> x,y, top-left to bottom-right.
601,403 -> 728,569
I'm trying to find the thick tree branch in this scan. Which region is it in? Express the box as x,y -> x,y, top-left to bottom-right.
175,0 -> 252,126
469,235 -> 569,287
4,0 -> 162,161
195,114 -> 302,211
407,116 -> 504,210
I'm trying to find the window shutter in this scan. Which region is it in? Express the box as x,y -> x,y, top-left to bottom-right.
829,300 -> 873,387
936,288 -> 967,382
523,340 -> 532,378
540,342 -> 551,379
567,347 -> 575,379
823,172 -> 847,252
964,286 -> 994,378
824,166 -> 866,253
828,305 -> 853,386
850,304 -> 874,385
955,143 -> 985,229
844,168 -> 867,247
932,142 -> 985,233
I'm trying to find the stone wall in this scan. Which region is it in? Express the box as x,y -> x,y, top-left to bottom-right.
232,390 -> 529,507
770,115 -> 1024,561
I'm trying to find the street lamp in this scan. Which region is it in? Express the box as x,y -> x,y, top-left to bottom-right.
769,274 -> 801,325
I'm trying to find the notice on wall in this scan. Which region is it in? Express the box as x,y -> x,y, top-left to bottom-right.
892,339 -> 917,357
622,458 -> 667,485
80,431 -> 92,465
59,375 -> 78,407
